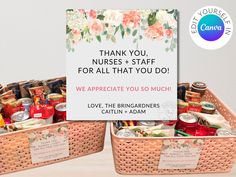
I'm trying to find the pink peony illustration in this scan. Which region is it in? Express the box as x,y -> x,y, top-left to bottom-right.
89,10 -> 97,19
89,19 -> 104,35
122,11 -> 141,28
165,29 -> 173,38
145,22 -> 164,40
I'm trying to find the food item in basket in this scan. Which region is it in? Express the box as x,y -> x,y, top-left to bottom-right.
175,113 -> 198,135
121,120 -> 137,126
130,126 -> 175,137
201,101 -> 216,114
0,103 -> 3,112
116,128 -> 136,137
185,91 -> 201,102
188,101 -> 202,112
0,90 -> 16,105
0,86 -> 7,94
47,93 -> 64,107
191,81 -> 207,96
177,99 -> 189,114
11,111 -> 29,122
0,128 -> 7,134
30,104 -> 54,124
175,129 -> 191,136
46,79 -> 64,94
195,124 -> 217,136
216,128 -> 236,136
137,121 -> 156,126
19,81 -> 34,98
3,118 -> 11,125
179,83 -> 190,90
177,85 -> 187,101
114,121 -> 124,129
7,82 -> 21,99
5,118 -> 47,131
0,114 -> 5,127
18,98 -> 33,113
155,120 -> 177,129
60,86 -> 66,98
190,111 -> 231,129
29,86 -> 45,100
54,102 -> 66,122
29,97 -> 54,124
3,100 -> 24,118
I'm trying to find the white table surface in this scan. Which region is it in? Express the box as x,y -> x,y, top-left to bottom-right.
2,126 -> 236,177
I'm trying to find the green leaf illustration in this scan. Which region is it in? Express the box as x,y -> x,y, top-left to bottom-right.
97,15 -> 105,20
66,9 -> 73,12
103,31 -> 107,35
148,12 -> 157,26
66,25 -> 72,34
119,24 -> 125,38
111,36 -> 116,43
126,28 -> 131,34
132,29 -> 138,36
167,9 -> 174,14
114,26 -> 119,35
96,35 -> 101,42
165,23 -> 171,29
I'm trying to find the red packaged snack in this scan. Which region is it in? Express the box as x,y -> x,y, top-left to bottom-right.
188,102 -> 202,112
177,100 -> 189,114
195,124 -> 217,136
175,113 -> 198,135
54,102 -> 66,122
47,93 -> 64,107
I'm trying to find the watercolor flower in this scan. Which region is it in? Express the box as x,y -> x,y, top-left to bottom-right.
165,28 -> 173,38
144,22 -> 164,40
156,10 -> 170,24
104,10 -> 123,26
71,29 -> 81,44
89,10 -> 97,19
89,19 -> 104,35
122,11 -> 141,28
67,9 -> 88,31
66,9 -> 177,52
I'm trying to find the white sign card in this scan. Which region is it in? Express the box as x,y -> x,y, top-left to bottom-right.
66,9 -> 178,120
158,139 -> 204,169
28,126 -> 69,164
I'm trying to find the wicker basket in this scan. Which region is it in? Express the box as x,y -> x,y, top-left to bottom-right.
0,121 -> 106,175
111,89 -> 236,175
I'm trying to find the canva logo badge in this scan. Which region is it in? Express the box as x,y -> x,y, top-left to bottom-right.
189,6 -> 233,50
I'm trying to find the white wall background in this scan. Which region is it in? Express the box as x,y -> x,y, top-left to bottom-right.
0,0 -> 235,113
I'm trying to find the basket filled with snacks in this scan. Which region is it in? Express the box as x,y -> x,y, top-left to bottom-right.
111,82 -> 236,175
0,77 -> 106,175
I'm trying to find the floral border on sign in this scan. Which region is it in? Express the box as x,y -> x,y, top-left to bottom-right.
162,139 -> 204,150
28,125 -> 68,143
66,9 -> 178,52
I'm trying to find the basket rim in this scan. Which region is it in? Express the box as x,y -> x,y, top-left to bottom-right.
0,121 -> 105,137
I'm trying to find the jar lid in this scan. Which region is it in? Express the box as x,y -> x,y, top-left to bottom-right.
47,93 -> 63,100
192,82 -> 207,89
55,102 -> 66,112
18,98 -> 33,105
11,111 -> 29,122
179,113 -> 198,123
201,101 -> 216,111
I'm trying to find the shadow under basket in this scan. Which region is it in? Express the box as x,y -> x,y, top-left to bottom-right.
0,121 -> 106,175
111,89 -> 236,175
